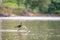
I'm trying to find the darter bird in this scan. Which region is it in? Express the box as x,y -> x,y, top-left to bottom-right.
16,22 -> 23,31
17,24 -> 22,28
15,22 -> 28,31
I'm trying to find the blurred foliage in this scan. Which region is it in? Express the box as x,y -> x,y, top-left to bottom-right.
13,10 -> 20,15
1,0 -> 60,14
48,0 -> 60,14
0,5 -> 8,13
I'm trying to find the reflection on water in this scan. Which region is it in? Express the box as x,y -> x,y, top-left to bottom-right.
2,32 -> 29,40
2,29 -> 60,40
1,21 -> 60,40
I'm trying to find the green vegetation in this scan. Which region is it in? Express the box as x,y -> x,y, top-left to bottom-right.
48,0 -> 60,14
3,2 -> 25,9
0,0 -> 60,16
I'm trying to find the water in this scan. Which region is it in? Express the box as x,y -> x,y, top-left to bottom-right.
1,29 -> 60,40
1,20 -> 60,40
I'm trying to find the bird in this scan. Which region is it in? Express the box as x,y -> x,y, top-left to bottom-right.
17,24 -> 22,28
15,22 -> 28,31
16,22 -> 23,31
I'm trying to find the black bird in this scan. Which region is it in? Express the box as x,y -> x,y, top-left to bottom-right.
17,24 -> 22,28
16,22 -> 22,28
16,22 -> 23,31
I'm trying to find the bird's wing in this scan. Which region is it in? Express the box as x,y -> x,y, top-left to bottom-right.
21,25 -> 28,30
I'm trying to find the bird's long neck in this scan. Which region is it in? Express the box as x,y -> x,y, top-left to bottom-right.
19,21 -> 23,26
